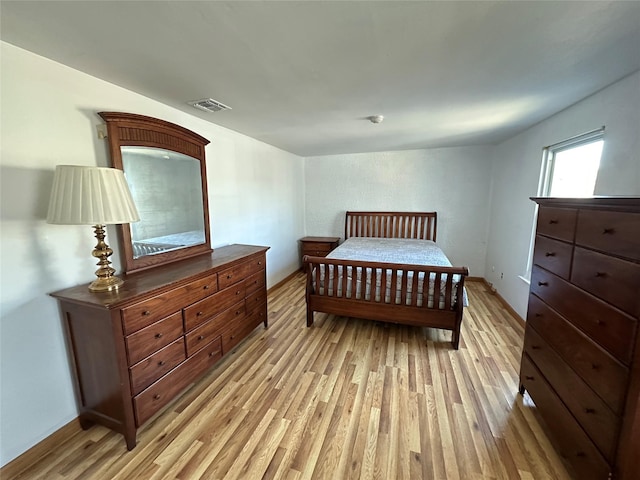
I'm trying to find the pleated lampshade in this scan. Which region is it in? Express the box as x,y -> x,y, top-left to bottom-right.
46,165 -> 140,225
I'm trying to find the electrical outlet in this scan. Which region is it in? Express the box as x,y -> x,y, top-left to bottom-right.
500,272 -> 504,279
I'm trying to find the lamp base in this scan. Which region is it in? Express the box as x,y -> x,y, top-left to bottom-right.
89,275 -> 124,292
88,224 -> 124,293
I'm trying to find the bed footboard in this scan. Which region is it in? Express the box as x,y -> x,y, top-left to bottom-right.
303,255 -> 469,349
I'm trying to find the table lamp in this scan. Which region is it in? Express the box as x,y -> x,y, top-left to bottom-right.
46,165 -> 140,292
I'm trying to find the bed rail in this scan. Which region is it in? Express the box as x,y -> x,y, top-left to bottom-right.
345,211 -> 437,241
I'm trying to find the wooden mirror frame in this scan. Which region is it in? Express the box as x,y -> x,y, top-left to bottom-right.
99,112 -> 212,273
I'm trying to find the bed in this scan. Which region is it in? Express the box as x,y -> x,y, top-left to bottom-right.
303,211 -> 469,349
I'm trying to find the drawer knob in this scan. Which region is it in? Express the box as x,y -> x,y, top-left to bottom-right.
585,408 -> 596,414
236,310 -> 241,315
196,311 -> 204,317
209,351 -> 217,357
153,394 -> 161,400
258,261 -> 262,265
227,274 -> 232,279
544,252 -> 556,257
143,310 -> 151,316
198,335 -> 205,340
236,290 -> 241,295
591,363 -> 600,370
534,313 -> 543,317
525,375 -> 534,381
549,219 -> 558,224
537,281 -> 548,287
154,333 -> 163,339
230,335 -> 235,340
203,285 -> 209,290
531,345 -> 541,350
596,319 -> 605,326
595,271 -> 607,278
158,360 -> 165,366
602,228 -> 615,234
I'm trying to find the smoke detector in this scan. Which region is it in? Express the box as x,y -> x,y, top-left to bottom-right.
368,115 -> 384,124
189,98 -> 232,113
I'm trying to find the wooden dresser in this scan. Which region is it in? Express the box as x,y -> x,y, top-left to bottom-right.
299,236 -> 340,271
51,244 -> 269,449
519,197 -> 640,480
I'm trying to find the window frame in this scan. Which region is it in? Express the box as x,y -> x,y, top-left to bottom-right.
538,127 -> 605,197
521,127 -> 605,284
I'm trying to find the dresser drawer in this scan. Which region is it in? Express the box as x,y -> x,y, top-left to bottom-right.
576,209 -> 640,261
134,339 -> 222,426
245,269 -> 266,295
245,290 -> 267,314
122,274 -> 218,334
571,247 -> 640,316
129,338 -> 186,396
125,312 -> 183,365
536,207 -> 577,242
245,304 -> 267,329
222,316 -> 261,354
185,304 -> 243,356
302,243 -> 335,256
218,255 -> 265,290
523,326 -> 619,461
527,294 -> 629,414
531,266 -> 636,364
183,283 -> 246,331
520,354 -> 611,480
532,235 -> 573,279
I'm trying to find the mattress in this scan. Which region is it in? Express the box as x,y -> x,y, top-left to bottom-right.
132,230 -> 206,258
315,237 -> 468,308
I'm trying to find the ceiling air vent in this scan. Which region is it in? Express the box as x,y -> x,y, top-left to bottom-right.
188,98 -> 232,113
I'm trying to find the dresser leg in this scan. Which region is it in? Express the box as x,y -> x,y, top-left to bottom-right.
518,383 -> 526,395
79,416 -> 94,430
124,431 -> 137,451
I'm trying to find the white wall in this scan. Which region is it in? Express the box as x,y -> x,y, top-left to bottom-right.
304,147 -> 494,276
0,42 -> 305,466
484,71 -> 640,319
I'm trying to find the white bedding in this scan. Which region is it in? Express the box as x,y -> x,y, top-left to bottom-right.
132,230 -> 206,257
315,237 -> 468,308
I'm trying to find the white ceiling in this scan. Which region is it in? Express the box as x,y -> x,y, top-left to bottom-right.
2,1 -> 640,157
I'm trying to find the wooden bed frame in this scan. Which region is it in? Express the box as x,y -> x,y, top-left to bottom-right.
304,211 -> 469,349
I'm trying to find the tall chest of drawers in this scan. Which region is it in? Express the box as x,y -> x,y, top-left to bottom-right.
519,197 -> 640,480
51,244 -> 269,449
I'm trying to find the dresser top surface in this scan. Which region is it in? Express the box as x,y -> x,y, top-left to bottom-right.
300,236 -> 341,243
532,196 -> 640,211
50,244 -> 269,308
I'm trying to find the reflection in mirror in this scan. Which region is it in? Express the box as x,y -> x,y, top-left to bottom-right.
121,147 -> 205,259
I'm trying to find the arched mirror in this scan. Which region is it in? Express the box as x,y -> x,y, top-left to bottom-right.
99,112 -> 212,273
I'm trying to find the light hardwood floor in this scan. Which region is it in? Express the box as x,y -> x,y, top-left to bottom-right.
6,273 -> 572,480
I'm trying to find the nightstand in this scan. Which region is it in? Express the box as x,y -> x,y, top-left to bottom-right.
299,236 -> 340,270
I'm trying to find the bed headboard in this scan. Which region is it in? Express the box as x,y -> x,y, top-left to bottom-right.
345,211 -> 437,241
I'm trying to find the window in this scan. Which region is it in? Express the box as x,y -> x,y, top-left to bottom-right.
521,127 -> 605,284
539,128 -> 605,197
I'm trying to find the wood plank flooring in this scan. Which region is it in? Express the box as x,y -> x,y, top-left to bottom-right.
6,273 -> 572,479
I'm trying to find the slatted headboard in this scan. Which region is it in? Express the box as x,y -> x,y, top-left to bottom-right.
344,211 -> 437,241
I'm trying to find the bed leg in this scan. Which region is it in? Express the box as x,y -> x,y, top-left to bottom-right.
306,308 -> 314,327
452,327 -> 461,350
